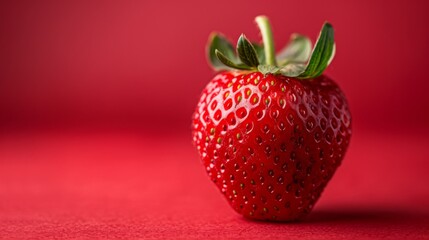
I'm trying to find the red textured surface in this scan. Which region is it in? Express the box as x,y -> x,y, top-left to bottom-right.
1,129 -> 428,239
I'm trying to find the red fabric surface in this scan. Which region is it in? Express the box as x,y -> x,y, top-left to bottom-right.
1,130 -> 428,239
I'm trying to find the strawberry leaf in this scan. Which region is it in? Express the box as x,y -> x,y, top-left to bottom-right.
280,63 -> 306,77
237,34 -> 259,68
298,22 -> 335,79
276,34 -> 312,66
281,22 -> 335,79
258,65 -> 280,75
207,33 -> 239,71
215,50 -> 252,70
206,17 -> 336,79
252,43 -> 265,65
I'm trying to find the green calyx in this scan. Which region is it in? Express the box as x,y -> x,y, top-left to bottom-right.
206,15 -> 336,79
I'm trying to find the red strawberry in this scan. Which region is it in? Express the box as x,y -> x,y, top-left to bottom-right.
192,16 -> 351,221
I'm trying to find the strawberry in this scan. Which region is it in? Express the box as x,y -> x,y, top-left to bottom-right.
192,16 -> 351,221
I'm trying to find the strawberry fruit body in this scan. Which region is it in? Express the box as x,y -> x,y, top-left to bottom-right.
192,16 -> 351,221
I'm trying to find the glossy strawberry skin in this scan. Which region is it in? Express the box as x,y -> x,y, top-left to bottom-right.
192,72 -> 351,221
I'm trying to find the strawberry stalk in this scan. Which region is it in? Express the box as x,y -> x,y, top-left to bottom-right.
255,16 -> 277,66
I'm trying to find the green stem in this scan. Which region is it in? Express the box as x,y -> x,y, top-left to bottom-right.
255,16 -> 277,66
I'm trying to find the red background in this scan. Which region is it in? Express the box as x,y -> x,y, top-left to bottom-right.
1,0 -> 429,239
